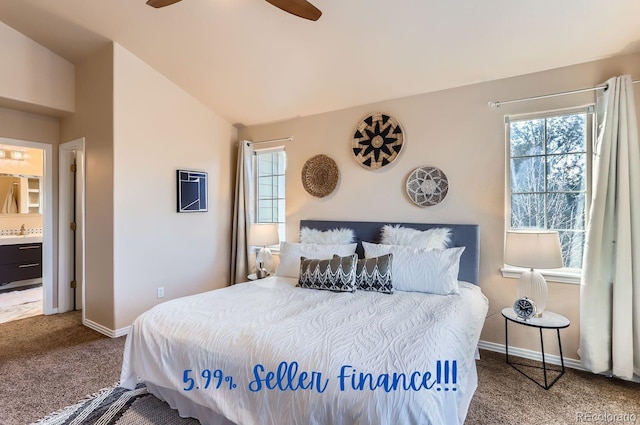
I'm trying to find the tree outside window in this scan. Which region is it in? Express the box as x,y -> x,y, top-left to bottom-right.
508,111 -> 591,269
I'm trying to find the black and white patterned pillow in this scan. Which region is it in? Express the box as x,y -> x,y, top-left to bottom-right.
298,255 -> 357,292
333,254 -> 393,293
355,254 -> 393,293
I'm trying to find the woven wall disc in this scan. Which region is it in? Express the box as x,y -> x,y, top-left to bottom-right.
301,154 -> 339,198
352,112 -> 404,169
406,166 -> 449,207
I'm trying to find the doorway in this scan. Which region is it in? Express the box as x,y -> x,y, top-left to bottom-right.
0,137 -> 54,322
58,138 -> 85,315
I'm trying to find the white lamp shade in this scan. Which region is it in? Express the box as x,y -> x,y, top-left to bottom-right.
504,231 -> 563,269
249,223 -> 280,247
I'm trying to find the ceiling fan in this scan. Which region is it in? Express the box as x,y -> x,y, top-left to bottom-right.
146,0 -> 322,21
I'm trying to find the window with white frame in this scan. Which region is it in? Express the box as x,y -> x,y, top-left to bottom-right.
255,148 -> 286,243
507,108 -> 592,269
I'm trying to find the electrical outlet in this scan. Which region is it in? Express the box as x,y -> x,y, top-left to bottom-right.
157,287 -> 164,299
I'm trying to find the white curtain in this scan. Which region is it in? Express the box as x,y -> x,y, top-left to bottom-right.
230,141 -> 255,284
580,75 -> 640,379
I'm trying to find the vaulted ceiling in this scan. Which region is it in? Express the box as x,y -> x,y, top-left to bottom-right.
0,0 -> 639,126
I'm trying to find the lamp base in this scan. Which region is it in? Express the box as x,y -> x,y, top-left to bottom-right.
256,266 -> 268,279
517,268 -> 548,318
256,247 -> 273,274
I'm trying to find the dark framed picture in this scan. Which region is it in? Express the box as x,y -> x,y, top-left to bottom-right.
177,170 -> 208,213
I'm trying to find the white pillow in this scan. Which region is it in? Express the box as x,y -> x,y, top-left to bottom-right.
362,242 -> 464,295
276,242 -> 358,278
299,227 -> 355,244
380,225 -> 451,250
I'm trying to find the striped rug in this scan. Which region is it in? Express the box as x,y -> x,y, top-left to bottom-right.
31,384 -> 199,425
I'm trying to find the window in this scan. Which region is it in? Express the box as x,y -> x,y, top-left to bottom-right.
507,109 -> 592,269
255,148 -> 286,243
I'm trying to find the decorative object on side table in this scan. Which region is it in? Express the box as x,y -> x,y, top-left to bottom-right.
505,230 -> 563,318
502,307 -> 570,389
176,170 -> 208,212
249,223 -> 280,278
352,112 -> 404,169
513,297 -> 536,320
405,166 -> 449,207
301,154 -> 339,198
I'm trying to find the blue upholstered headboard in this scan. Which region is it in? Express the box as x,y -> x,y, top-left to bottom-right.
299,220 -> 480,285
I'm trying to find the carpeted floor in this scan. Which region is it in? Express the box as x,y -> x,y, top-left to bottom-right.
467,350 -> 640,424
0,311 -> 126,425
1,311 -> 638,425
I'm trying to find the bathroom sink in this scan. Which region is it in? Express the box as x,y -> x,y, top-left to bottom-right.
0,234 -> 43,245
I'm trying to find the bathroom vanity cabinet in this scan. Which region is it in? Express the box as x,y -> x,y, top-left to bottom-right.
0,242 -> 42,286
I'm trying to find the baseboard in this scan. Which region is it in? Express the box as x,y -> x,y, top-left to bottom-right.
477,340 -> 586,371
114,326 -> 131,338
83,318 -> 130,338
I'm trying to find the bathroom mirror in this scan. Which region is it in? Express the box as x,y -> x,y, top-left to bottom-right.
0,174 -> 42,215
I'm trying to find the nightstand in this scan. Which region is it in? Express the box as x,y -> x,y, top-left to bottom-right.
502,307 -> 570,390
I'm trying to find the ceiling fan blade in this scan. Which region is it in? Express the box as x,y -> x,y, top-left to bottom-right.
265,0 -> 322,21
146,0 -> 182,8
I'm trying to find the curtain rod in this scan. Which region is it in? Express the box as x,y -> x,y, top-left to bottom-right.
489,80 -> 640,108
251,137 -> 294,145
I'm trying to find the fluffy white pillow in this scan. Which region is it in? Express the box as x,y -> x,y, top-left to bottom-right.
276,242 -> 358,278
362,241 -> 464,295
299,227 -> 355,244
380,225 -> 451,250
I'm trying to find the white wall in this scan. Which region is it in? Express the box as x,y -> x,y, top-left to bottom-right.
238,51 -> 640,361
0,21 -> 74,115
112,43 -> 235,330
60,44 -> 115,326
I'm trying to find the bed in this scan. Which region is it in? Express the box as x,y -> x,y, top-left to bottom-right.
120,220 -> 488,425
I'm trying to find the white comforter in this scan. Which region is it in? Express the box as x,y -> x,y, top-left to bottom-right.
121,276 -> 488,425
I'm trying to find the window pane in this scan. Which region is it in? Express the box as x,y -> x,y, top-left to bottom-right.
508,111 -> 589,269
257,154 -> 276,177
558,230 -> 585,268
277,175 -> 286,198
258,204 -> 274,222
258,176 -> 274,198
276,152 -> 286,174
277,199 -> 285,222
546,193 -> 586,230
511,157 -> 544,193
511,194 -> 545,228
255,149 -> 286,242
547,154 -> 586,192
510,119 -> 544,157
546,114 -> 586,154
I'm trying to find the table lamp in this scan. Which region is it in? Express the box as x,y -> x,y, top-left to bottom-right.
249,223 -> 280,278
504,230 -> 563,318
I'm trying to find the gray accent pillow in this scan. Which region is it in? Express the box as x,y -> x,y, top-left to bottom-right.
356,254 -> 394,294
298,254 -> 357,292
